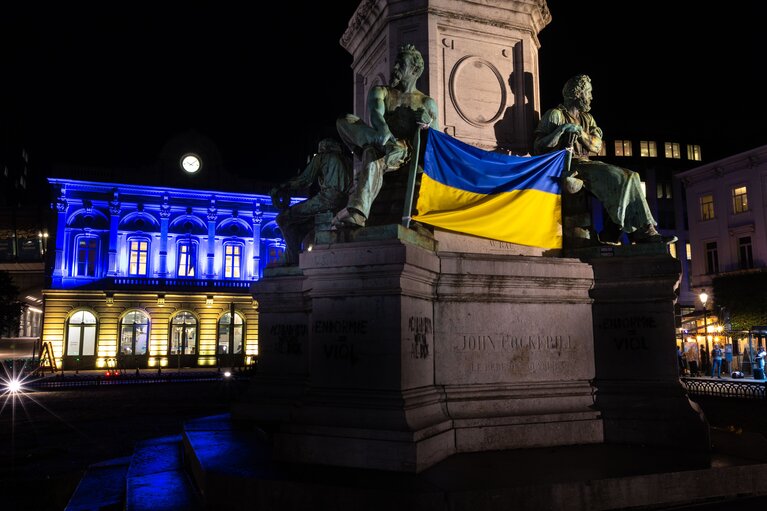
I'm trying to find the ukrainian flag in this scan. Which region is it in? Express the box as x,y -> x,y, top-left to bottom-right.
413,128 -> 567,249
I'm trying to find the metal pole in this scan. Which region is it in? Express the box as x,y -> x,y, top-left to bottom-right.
402,128 -> 422,228
229,302 -> 236,372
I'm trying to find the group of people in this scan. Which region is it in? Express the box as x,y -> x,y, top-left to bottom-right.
271,45 -> 675,267
678,343 -> 767,379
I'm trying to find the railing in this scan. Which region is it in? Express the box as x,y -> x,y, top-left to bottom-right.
681,377 -> 766,399
24,371 -> 251,390
109,277 -> 252,291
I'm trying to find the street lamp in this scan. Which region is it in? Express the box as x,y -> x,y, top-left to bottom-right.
700,291 -> 709,355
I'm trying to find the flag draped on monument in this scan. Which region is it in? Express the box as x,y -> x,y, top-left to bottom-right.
413,128 -> 568,249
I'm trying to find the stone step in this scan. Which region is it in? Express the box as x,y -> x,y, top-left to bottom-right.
125,435 -> 202,511
64,456 -> 131,511
182,413 -> 275,507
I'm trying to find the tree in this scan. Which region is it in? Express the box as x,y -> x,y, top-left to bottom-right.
0,270 -> 21,337
712,271 -> 767,331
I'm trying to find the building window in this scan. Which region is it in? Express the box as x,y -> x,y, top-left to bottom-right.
700,194 -> 714,220
224,243 -> 243,279
732,186 -> 749,214
664,142 -> 681,159
66,310 -> 97,357
656,182 -> 673,199
738,236 -> 754,269
640,141 -> 657,157
686,144 -> 702,161
668,242 -> 677,259
686,242 -> 691,261
75,236 -> 99,277
614,140 -> 632,157
218,311 -> 244,354
705,241 -> 719,275
170,312 -> 197,355
119,310 -> 150,356
177,240 -> 197,277
128,238 -> 149,276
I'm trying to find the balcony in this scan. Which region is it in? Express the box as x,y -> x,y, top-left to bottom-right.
59,276 -> 254,293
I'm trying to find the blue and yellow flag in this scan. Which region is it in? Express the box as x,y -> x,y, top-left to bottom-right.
413,128 -> 567,249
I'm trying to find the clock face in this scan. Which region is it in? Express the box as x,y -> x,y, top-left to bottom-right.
180,154 -> 201,174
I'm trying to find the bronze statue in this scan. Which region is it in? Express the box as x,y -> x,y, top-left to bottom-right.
534,74 -> 676,245
270,138 -> 352,265
332,44 -> 438,228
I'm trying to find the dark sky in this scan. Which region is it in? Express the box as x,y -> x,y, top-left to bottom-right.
3,1 -> 764,185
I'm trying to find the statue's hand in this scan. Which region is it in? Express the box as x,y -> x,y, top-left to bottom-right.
415,109 -> 432,129
561,124 -> 583,135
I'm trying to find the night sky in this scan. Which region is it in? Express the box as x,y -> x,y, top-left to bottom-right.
2,1 -> 764,185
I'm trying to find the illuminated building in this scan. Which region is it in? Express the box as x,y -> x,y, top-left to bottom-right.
41,142 -> 288,370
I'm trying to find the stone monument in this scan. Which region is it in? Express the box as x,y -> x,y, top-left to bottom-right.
236,0 -> 709,474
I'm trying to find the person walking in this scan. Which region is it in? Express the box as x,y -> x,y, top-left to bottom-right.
711,344 -> 723,378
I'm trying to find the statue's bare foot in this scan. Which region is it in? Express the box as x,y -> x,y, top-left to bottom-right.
331,207 -> 366,230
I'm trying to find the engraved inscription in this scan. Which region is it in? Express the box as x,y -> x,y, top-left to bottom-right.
323,337 -> 358,364
408,316 -> 431,360
269,323 -> 306,355
598,316 -> 655,351
315,320 -> 366,365
454,334 -> 574,352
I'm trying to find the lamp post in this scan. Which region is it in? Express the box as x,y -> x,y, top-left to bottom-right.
700,291 -> 709,357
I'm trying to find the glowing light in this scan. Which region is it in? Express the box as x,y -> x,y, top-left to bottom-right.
223,371 -> 232,378
6,378 -> 22,394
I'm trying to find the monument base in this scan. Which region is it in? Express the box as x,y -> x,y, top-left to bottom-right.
242,225 -> 603,472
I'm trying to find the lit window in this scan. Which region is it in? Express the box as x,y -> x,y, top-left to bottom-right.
218,312 -> 244,354
66,310 -> 97,357
119,311 -> 150,356
705,241 -> 719,274
686,242 -> 691,261
732,186 -> 748,214
177,241 -> 197,277
738,236 -> 753,270
224,243 -> 243,279
170,312 -> 197,355
686,144 -> 702,161
668,242 -> 677,258
640,141 -> 657,157
614,140 -> 632,157
664,142 -> 681,159
700,194 -> 714,220
128,239 -> 149,276
75,236 -> 99,277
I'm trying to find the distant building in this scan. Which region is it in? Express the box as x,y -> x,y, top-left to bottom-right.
40,132 -> 288,370
591,136 -> 704,309
676,144 -> 767,369
0,128 -> 47,339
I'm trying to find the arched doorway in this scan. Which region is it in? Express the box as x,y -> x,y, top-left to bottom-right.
169,311 -> 198,368
118,310 -> 150,368
65,310 -> 97,370
217,310 -> 244,367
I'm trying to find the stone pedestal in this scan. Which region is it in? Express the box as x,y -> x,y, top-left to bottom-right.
588,251 -> 710,460
342,0 -> 550,154
234,269 -> 309,423
240,226 -> 602,473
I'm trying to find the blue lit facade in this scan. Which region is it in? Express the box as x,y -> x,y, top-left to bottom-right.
42,177 -> 287,370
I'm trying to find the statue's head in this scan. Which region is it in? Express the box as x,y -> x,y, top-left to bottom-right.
390,44 -> 424,87
562,74 -> 592,113
318,138 -> 343,154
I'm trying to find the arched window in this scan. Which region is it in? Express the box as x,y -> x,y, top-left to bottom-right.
223,241 -> 244,279
127,237 -> 150,276
177,239 -> 198,277
170,312 -> 197,355
119,310 -> 150,356
66,310 -> 97,356
217,312 -> 244,354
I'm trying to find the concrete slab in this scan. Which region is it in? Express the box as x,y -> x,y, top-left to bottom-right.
64,456 -> 130,511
